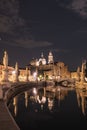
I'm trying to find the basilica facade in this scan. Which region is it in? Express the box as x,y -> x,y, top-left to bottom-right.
29,51 -> 71,81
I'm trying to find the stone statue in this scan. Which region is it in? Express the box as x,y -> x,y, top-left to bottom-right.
3,51 -> 8,68
15,62 -> 18,72
1,51 -> 8,82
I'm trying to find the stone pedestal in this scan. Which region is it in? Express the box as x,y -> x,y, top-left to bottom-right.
2,68 -> 8,82
13,72 -> 19,83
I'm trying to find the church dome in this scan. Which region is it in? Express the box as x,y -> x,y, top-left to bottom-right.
39,52 -> 46,65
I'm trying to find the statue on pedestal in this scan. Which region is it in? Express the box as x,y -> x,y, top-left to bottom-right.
1,51 -> 9,83
13,62 -> 19,82
3,51 -> 8,69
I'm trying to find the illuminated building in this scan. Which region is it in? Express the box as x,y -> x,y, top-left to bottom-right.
48,51 -> 54,64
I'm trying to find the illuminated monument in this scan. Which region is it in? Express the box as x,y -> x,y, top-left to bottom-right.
48,51 -> 54,64
39,52 -> 46,65
29,51 -> 70,80
81,60 -> 86,83
1,51 -> 9,82
13,62 -> 19,82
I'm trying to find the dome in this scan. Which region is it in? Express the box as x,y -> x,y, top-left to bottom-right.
39,52 -> 46,65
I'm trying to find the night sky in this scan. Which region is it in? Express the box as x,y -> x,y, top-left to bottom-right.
0,0 -> 87,71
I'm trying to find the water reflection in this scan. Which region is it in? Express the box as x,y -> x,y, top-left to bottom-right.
13,96 -> 18,116
24,91 -> 28,108
8,86 -> 87,130
76,89 -> 87,115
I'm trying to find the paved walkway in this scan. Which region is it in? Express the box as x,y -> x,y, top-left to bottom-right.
0,99 -> 20,130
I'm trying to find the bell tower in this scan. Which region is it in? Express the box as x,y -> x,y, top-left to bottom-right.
48,51 -> 54,64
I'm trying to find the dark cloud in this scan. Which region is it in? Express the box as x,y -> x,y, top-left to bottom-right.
57,0 -> 87,18
15,39 -> 52,48
0,0 -> 52,48
3,39 -> 52,48
0,0 -> 24,33
51,48 -> 70,53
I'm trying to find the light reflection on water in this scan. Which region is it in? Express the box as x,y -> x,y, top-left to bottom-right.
8,86 -> 87,130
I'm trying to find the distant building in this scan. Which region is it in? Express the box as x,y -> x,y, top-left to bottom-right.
39,52 -> 46,65
48,51 -> 54,64
29,51 -> 71,80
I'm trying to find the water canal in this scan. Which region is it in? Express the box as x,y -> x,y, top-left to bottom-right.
8,86 -> 87,130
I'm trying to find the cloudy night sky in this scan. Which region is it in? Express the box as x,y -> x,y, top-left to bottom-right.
0,0 -> 87,70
